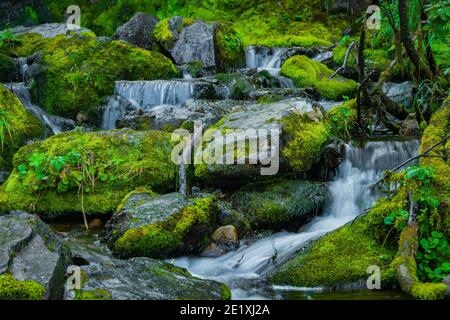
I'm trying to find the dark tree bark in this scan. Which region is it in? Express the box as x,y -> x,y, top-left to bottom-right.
398,0 -> 432,80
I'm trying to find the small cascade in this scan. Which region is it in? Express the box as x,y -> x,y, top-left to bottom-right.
101,95 -> 135,130
245,46 -> 295,89
3,83 -> 70,135
15,57 -> 30,82
172,139 -> 420,299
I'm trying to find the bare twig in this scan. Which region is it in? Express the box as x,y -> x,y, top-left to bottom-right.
329,41 -> 356,79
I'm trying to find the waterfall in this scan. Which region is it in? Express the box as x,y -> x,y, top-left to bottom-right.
245,46 -> 295,89
172,139 -> 420,299
102,80 -> 201,129
3,83 -> 66,135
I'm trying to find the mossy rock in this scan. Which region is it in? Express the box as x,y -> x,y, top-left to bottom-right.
2,33 -> 179,121
281,55 -> 357,100
231,180 -> 330,231
0,85 -> 43,171
0,274 -> 45,300
325,99 -> 358,140
103,192 -> 220,259
0,53 -> 19,82
0,129 -> 177,218
269,195 -> 406,288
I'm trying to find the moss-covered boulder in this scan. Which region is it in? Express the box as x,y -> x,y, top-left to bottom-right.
154,17 -> 244,72
0,53 -> 19,82
0,129 -> 177,218
281,55 -> 357,100
0,211 -> 71,300
103,191 -> 220,259
231,180 -> 330,231
2,32 -> 179,121
269,196 -> 405,288
194,97 -> 329,186
0,85 -> 43,171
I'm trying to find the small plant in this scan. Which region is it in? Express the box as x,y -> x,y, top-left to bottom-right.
384,209 -> 409,231
0,109 -> 14,151
327,104 -> 356,140
0,29 -> 21,49
417,231 -> 450,282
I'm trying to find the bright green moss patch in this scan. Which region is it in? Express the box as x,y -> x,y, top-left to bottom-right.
0,85 -> 43,170
3,33 -> 178,120
154,18 -> 175,44
0,274 -> 45,300
411,283 -> 448,300
325,99 -> 358,140
270,196 -> 405,288
0,129 -> 177,217
215,23 -> 244,71
281,113 -> 329,173
75,289 -> 112,300
114,197 -> 219,258
281,55 -> 357,100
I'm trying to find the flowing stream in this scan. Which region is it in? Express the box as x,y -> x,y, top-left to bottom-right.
173,139 -> 420,299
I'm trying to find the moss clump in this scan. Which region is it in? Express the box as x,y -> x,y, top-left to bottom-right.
153,18 -> 175,44
75,289 -> 112,300
281,55 -> 357,100
411,283 -> 448,300
281,112 -> 329,173
0,85 -> 43,170
0,274 -> 45,300
220,284 -> 232,300
270,196 -> 405,288
0,53 -> 18,82
113,197 -> 219,258
3,33 -> 178,120
0,129 -> 177,217
325,99 -> 358,140
231,180 -> 330,230
215,23 -> 244,71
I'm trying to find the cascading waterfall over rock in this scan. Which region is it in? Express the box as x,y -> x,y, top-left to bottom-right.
173,139 -> 420,299
2,83 -> 74,135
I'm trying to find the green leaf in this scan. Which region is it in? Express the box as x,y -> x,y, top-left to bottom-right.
420,238 -> 430,250
384,216 -> 394,225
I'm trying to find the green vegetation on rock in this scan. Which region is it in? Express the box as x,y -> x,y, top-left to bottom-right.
281,55 -> 357,100
0,274 -> 45,300
0,129 -> 177,217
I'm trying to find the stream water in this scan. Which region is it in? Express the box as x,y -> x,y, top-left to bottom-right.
172,139 -> 420,299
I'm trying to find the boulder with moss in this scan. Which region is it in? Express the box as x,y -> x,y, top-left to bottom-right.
113,12 -> 159,50
0,53 -> 20,82
231,180 -> 330,231
194,97 -> 329,186
2,32 -> 179,122
0,211 -> 71,300
0,84 -> 43,171
281,55 -> 357,100
269,195 -> 405,289
102,191 -> 220,259
154,17 -> 244,72
0,129 -> 177,218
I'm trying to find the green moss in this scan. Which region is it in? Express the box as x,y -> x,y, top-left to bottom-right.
3,33 -> 178,120
281,112 -> 329,173
0,129 -> 177,217
411,283 -> 448,300
0,85 -> 43,170
215,23 -> 244,71
281,55 -> 357,100
114,196 -> 219,258
220,283 -> 232,300
333,46 -> 389,73
0,53 -> 17,82
0,274 -> 45,300
325,99 -> 358,140
154,18 -> 175,44
270,196 -> 405,288
75,289 -> 112,300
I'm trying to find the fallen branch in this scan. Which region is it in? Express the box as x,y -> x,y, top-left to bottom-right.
329,41 -> 356,79
374,133 -> 450,186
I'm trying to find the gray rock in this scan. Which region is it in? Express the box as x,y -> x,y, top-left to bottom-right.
400,114 -> 420,138
0,171 -> 9,184
0,211 -> 70,299
231,180 -> 330,230
8,23 -> 92,38
65,256 -> 229,300
102,192 -> 220,258
382,81 -> 413,108
114,13 -> 158,50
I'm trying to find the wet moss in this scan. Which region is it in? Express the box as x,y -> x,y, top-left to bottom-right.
281,112 -> 329,173
0,274 -> 45,300
0,129 -> 177,217
0,85 -> 43,170
281,55 -> 357,100
270,196 -> 404,288
113,196 -> 219,258
411,283 -> 448,300
74,288 -> 112,300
